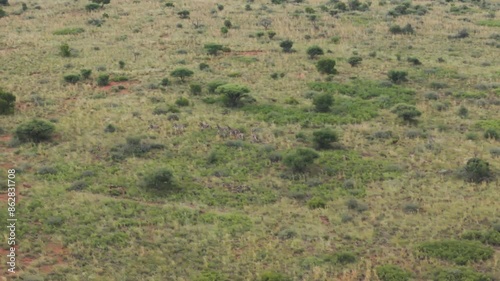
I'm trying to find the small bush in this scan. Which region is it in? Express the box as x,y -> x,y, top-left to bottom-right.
140,168 -> 176,192
171,68 -> 194,82
59,43 -> 71,57
268,31 -> 276,39
462,230 -> 500,246
86,3 -> 101,12
260,271 -> 290,281
347,56 -> 363,67
160,78 -> 170,87
175,97 -> 189,107
80,69 -> 92,79
177,10 -> 190,19
220,26 -> 229,35
104,124 -> 116,133
307,45 -> 324,59
280,40 -> 294,53
391,103 -> 421,122
417,240 -> 494,265
313,129 -> 339,149
15,119 -> 55,143
389,24 -> 414,35
484,128 -> 499,140
458,106 -> 468,118
97,74 -> 109,86
376,265 -> 411,281
388,70 -> 408,84
53,27 -> 85,35
283,148 -> 320,173
312,93 -> 333,112
0,89 -> 16,115
407,57 -> 421,65
461,158 -> 493,183
431,267 -> 493,281
63,74 -> 80,84
199,63 -> 209,70
307,197 -> 326,209
334,252 -> 357,265
0,7 -> 5,18
316,58 -> 337,75
190,83 -> 202,95
490,147 -> 500,158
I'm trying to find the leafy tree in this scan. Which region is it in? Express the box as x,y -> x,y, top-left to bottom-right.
316,58 -> 337,75
91,0 -> 110,7
140,168 -> 176,192
223,19 -> 232,28
279,40 -> 294,53
283,148 -> 320,173
307,45 -> 324,59
347,56 -> 363,67
313,129 -> 339,149
64,74 -> 81,84
171,68 -> 194,82
463,158 -> 492,183
0,89 -> 15,115
215,83 -> 251,107
97,74 -> 109,86
178,10 -> 190,19
313,93 -> 333,112
259,18 -> 272,30
388,70 -> 408,84
15,119 -> 55,143
391,103 -> 421,122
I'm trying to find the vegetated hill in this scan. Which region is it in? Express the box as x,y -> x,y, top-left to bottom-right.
0,0 -> 499,280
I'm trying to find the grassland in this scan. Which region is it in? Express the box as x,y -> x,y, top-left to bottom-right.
0,0 -> 499,280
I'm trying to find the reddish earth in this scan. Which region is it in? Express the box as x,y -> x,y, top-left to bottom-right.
15,102 -> 33,111
297,73 -> 307,79
39,242 -> 68,274
98,81 -> 138,94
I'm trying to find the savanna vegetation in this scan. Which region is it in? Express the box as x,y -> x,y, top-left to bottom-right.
0,0 -> 499,280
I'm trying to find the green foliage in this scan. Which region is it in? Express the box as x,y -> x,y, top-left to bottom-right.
347,56 -> 363,67
417,240 -> 494,265
190,83 -> 202,95
64,74 -> 81,84
431,267 -> 493,281
279,40 -> 294,53
477,19 -> 500,27
80,69 -> 92,79
223,19 -> 232,28
388,2 -> 427,17
389,24 -> 414,34
97,74 -> 110,86
15,119 -> 55,143
376,265 -> 412,281
160,78 -> 171,86
204,43 -> 224,55
283,148 -> 320,173
307,197 -> 326,209
118,60 -> 125,69
268,31 -> 276,39
0,89 -> 16,115
0,0 -> 8,6
91,0 -> 110,6
220,26 -> 229,35
313,93 -> 334,112
484,128 -> 499,140
388,70 -> 408,83
316,58 -> 337,75
53,27 -> 85,35
171,68 -> 194,82
391,103 -> 421,122
313,129 -> 339,149
307,45 -> 324,59
140,168 -> 176,192
110,137 -> 165,161
333,252 -> 357,265
458,106 -> 468,118
462,230 -> 500,246
215,83 -> 252,107
260,271 -> 290,281
207,81 -> 227,93
59,43 -> 71,57
178,10 -> 190,19
0,7 -> 5,18
175,97 -> 189,106
85,3 -> 101,12
461,158 -> 492,183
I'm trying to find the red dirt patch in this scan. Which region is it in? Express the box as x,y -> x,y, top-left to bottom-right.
15,102 -> 33,111
39,242 -> 68,274
297,73 -> 307,79
98,81 -> 138,94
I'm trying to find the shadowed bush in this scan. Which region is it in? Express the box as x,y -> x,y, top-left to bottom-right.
284,148 -> 320,173
0,89 -> 15,115
417,240 -> 494,265
376,265 -> 411,281
15,119 -> 55,143
139,168 -> 176,192
460,158 -> 493,183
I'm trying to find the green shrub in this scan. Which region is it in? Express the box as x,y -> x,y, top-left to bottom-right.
199,63 -> 209,70
347,56 -> 363,67
53,27 -> 85,35
15,119 -> 55,143
140,168 -> 175,191
216,83 -> 252,107
190,83 -> 202,95
97,74 -> 109,86
0,0 -> 8,6
283,148 -> 320,173
175,97 -> 189,107
194,270 -> 227,281
220,26 -> 229,35
207,81 -> 227,93
59,43 -> 71,57
260,271 -> 290,281
461,158 -> 493,183
80,69 -> 92,79
316,58 -> 337,75
91,0 -> 110,6
417,240 -> 494,265
462,230 -> 500,246
312,93 -> 333,112
484,128 -> 499,140
118,60 -> 125,69
388,70 -> 408,84
223,19 -> 232,28
458,106 -> 468,118
160,78 -> 170,86
178,10 -> 190,19
280,40 -> 294,53
268,31 -> 276,39
307,45 -> 324,59
307,197 -> 326,209
389,24 -> 414,35
391,103 -> 421,122
334,252 -> 357,265
0,7 -> 5,18
431,267 -> 493,281
63,74 -> 80,84
0,89 -> 16,115
313,129 -> 339,149
376,265 -> 411,281
171,68 -> 194,82
85,3 -> 101,12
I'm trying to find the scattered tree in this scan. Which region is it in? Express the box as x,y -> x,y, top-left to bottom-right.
0,89 -> 15,115
391,103 -> 421,122
307,45 -> 324,59
283,148 -> 320,173
313,93 -> 333,112
15,119 -> 55,143
204,43 -> 224,56
388,70 -> 408,84
280,40 -> 294,53
313,129 -> 339,149
171,68 -> 194,82
316,58 -> 337,75
259,18 -> 272,30
347,56 -> 363,67
215,83 -> 252,107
